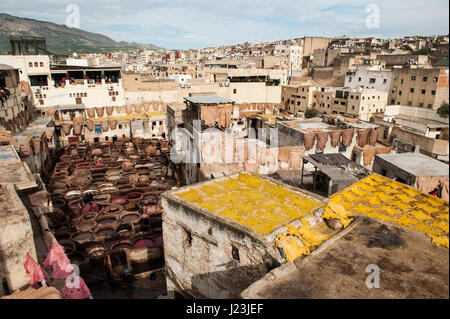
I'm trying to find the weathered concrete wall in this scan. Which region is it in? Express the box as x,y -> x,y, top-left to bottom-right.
0,184 -> 37,295
161,195 -> 280,298
372,156 -> 415,185
124,82 -> 281,105
276,122 -> 358,169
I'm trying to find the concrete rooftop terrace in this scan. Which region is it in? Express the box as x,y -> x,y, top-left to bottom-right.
184,95 -> 235,105
241,216 -> 449,299
172,173 -> 327,236
376,153 -> 450,177
280,121 -> 341,133
0,145 -> 37,191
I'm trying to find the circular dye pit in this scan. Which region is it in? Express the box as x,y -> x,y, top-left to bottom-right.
72,232 -> 93,242
134,238 -> 154,248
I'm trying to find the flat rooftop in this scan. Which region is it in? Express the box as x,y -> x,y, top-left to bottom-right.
394,114 -> 449,127
173,173 -> 326,236
280,120 -> 341,133
241,216 -> 449,298
303,153 -> 370,184
327,174 -> 449,247
0,145 -> 37,191
184,95 -> 234,105
28,116 -> 53,127
376,153 -> 450,177
0,63 -> 15,71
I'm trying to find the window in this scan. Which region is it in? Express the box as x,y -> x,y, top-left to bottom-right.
410,88 -> 414,93
233,89 -> 237,94
411,76 -> 416,81
428,104 -> 433,108
433,77 -> 438,82
352,106 -> 355,110
421,90 -> 426,94
391,99 -> 395,104
40,62 -> 44,67
419,103 -> 424,107
432,90 -> 436,95
383,79 -> 387,84
34,62 -> 38,67
423,76 -> 428,82
119,125 -> 123,129
185,230 -> 192,246
369,78 -> 376,84
408,101 -> 412,106
231,245 -> 240,262
29,75 -> 48,86
29,62 -> 33,67
358,77 -> 362,81
400,79 -> 404,84
399,90 -> 402,96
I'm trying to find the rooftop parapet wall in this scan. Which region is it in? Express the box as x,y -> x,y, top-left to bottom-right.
161,173 -> 337,298
0,183 -> 38,295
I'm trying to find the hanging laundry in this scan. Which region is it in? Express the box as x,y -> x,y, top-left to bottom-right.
60,277 -> 93,299
368,128 -> 378,146
303,133 -> 317,151
316,132 -> 329,151
329,130 -> 343,148
341,129 -> 354,147
43,243 -> 74,280
357,128 -> 370,147
24,252 -> 47,288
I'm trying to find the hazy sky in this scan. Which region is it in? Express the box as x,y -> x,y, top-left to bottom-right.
1,0 -> 449,49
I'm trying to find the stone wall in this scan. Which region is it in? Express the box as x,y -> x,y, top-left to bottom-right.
161,195 -> 280,298
0,184 -> 38,296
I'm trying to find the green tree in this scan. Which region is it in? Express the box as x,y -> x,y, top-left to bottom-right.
437,102 -> 449,116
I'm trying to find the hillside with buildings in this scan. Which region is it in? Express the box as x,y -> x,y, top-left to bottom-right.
0,13 -> 161,55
